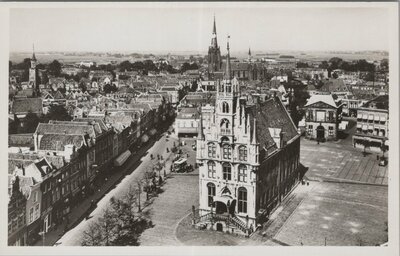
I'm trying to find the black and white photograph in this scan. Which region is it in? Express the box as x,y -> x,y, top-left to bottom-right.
1,1 -> 399,256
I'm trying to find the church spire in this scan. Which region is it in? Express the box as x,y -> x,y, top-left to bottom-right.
224,36 -> 231,80
213,14 -> 217,34
32,44 -> 37,61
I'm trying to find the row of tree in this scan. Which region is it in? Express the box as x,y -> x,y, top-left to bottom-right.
81,164 -> 163,246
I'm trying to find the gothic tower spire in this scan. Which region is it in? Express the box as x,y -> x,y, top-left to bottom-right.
213,14 -> 217,35
224,36 -> 232,80
32,44 -> 37,61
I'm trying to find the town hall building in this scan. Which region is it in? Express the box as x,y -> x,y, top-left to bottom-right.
195,38 -> 303,235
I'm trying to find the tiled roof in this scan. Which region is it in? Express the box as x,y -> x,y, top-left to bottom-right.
8,134 -> 34,148
38,134 -> 86,151
308,79 -> 349,92
246,97 -> 298,156
12,97 -> 43,114
361,95 -> 389,110
35,123 -> 96,138
73,118 -> 108,132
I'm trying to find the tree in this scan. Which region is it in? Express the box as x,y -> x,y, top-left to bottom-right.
118,60 -> 132,71
332,72 -> 339,79
44,105 -> 72,122
81,222 -> 104,246
380,59 -> 388,71
103,84 -> 117,94
48,60 -> 62,77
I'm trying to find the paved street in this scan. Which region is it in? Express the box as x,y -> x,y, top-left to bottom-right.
55,129 -> 179,246
301,138 -> 388,185
252,137 -> 388,246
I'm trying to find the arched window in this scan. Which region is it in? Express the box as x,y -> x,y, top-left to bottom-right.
238,187 -> 247,213
238,146 -> 247,161
222,163 -> 232,180
208,143 -> 216,158
207,161 -> 216,178
238,165 -> 247,182
207,183 -> 216,207
220,118 -> 230,128
222,102 -> 229,113
222,144 -> 232,159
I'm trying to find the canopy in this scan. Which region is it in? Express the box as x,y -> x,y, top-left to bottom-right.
362,125 -> 368,131
368,125 -> 374,131
174,158 -> 187,165
380,116 -> 387,122
362,114 -> 368,120
356,124 -> 362,129
213,195 -> 234,206
368,115 -> 374,121
357,113 -> 362,119
114,150 -> 131,167
374,116 -> 380,121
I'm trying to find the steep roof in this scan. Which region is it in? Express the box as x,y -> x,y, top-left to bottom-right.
9,134 -> 34,148
35,122 -> 96,138
246,97 -> 298,156
361,95 -> 389,110
38,134 -> 86,151
12,97 -> 43,114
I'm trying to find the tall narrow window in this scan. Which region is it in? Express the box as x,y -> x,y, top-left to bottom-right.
207,183 -> 216,207
238,146 -> 247,161
223,163 -> 232,180
238,187 -> 247,213
208,161 -> 216,178
208,143 -> 216,158
238,165 -> 247,182
222,102 -> 229,113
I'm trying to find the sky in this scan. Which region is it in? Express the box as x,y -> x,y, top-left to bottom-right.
9,5 -> 391,53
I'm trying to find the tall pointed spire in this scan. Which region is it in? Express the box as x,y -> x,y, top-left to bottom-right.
248,47 -> 251,56
213,14 -> 217,34
32,44 -> 37,61
224,35 -> 231,80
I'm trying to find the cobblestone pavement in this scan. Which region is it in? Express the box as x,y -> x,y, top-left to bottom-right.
301,138 -> 388,185
273,181 -> 388,246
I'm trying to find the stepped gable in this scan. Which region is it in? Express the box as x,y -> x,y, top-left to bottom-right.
246,97 -> 298,156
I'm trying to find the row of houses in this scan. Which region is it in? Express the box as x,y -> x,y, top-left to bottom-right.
7,92 -> 174,246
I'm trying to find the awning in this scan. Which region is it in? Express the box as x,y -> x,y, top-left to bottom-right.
385,140 -> 389,146
362,114 -> 368,120
368,125 -> 374,131
114,150 -> 131,167
368,115 -> 374,121
213,195 -> 233,206
380,116 -> 387,122
362,125 -> 368,131
356,124 -> 362,129
357,113 -> 362,119
374,116 -> 380,121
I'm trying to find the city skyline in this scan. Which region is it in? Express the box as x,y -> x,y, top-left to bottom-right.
10,6 -> 390,53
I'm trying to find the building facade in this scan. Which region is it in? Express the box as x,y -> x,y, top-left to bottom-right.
304,94 -> 342,141
353,95 -> 389,153
195,40 -> 302,235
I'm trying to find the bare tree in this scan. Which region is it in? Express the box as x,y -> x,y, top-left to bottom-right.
81,222 -> 104,246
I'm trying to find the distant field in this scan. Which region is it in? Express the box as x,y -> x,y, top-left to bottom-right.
9,51 -> 388,64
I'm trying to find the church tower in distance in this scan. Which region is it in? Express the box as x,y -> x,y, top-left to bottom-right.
207,15 -> 222,75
